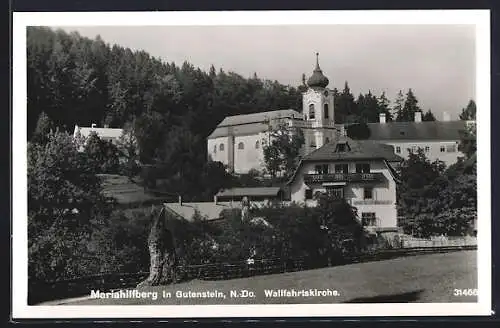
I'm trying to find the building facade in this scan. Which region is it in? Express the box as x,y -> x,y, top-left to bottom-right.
288,137 -> 402,231
206,54 -> 472,174
367,112 -> 470,166
207,54 -> 339,174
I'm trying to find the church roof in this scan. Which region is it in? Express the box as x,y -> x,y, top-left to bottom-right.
303,136 -> 403,162
217,109 -> 302,127
366,120 -> 467,141
307,53 -> 329,88
207,109 -> 301,139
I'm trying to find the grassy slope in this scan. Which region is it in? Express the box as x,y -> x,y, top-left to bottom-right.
98,174 -> 165,205
59,250 -> 477,305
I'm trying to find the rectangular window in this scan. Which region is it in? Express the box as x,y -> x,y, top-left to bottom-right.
327,187 -> 343,200
362,212 -> 377,226
425,146 -> 430,153
335,164 -> 349,174
309,104 -> 315,119
395,146 -> 401,154
305,189 -> 313,200
356,163 -> 370,173
315,164 -> 329,174
446,144 -> 456,153
363,187 -> 373,200
440,145 -> 446,153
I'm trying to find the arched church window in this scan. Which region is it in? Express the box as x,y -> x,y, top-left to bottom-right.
325,137 -> 330,143
309,104 -> 315,119
255,141 -> 260,149
324,104 -> 329,119
219,143 -> 224,151
238,142 -> 245,149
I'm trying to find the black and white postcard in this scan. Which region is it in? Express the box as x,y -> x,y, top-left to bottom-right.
12,10 -> 492,319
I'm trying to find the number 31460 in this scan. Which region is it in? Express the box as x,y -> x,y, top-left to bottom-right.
454,288 -> 478,296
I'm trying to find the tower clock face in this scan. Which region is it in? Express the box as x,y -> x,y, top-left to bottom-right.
324,90 -> 329,97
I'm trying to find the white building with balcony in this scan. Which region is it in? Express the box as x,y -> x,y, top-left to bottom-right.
287,136 -> 403,231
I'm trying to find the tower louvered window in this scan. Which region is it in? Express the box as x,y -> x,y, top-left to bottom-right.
309,104 -> 315,119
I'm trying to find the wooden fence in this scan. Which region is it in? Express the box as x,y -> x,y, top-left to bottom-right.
29,244 -> 476,305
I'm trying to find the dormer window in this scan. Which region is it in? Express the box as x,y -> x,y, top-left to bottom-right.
334,142 -> 350,153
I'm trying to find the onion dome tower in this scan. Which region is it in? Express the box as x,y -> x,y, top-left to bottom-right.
307,52 -> 329,89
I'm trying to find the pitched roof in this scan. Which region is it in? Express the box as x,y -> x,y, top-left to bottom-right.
366,120 -> 467,141
74,125 -> 123,140
208,122 -> 269,139
303,136 -> 403,162
207,109 -> 302,139
216,187 -> 282,198
287,137 -> 403,185
218,109 -> 302,127
164,202 -> 240,222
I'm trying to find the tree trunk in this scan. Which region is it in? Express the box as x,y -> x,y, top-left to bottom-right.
137,207 -> 176,287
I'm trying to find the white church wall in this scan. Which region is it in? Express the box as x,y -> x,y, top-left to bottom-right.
233,133 -> 267,174
207,136 -> 231,167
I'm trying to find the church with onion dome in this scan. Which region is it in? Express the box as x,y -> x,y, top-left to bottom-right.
206,53 -> 470,174
207,53 -> 341,174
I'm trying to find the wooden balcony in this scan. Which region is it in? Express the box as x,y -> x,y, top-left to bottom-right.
303,172 -> 385,184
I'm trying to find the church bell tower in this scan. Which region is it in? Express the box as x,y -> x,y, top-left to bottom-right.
302,53 -> 335,152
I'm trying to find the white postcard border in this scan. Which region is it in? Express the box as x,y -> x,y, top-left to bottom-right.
12,10 -> 492,319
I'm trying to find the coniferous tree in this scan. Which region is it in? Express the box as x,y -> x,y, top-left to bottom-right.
422,109 -> 436,121
32,112 -> 55,144
459,99 -> 476,121
400,88 -> 421,122
335,81 -> 356,124
393,90 -> 405,122
377,91 -> 393,122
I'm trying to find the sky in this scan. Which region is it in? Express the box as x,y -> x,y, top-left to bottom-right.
60,24 -> 476,120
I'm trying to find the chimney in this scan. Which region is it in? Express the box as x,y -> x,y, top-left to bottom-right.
213,195 -> 218,205
414,111 -> 422,123
443,112 -> 450,122
178,195 -> 182,206
103,124 -> 109,128
91,123 -> 97,128
379,113 -> 386,124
